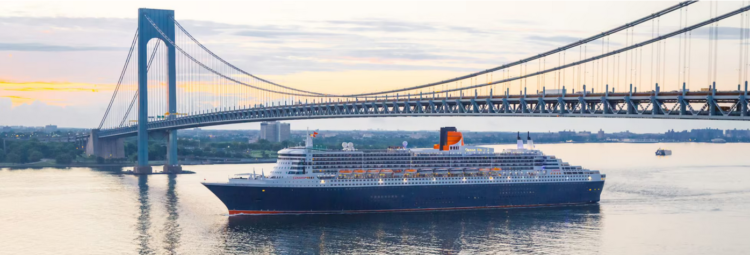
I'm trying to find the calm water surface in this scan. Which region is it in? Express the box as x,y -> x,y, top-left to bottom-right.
1,143 -> 749,254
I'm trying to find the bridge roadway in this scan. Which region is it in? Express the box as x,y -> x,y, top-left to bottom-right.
98,85 -> 750,139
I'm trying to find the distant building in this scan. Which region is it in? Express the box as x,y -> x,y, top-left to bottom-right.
665,129 -> 690,140
690,128 -> 723,140
558,130 -> 575,135
596,129 -> 605,139
725,128 -> 750,138
558,130 -> 576,138
2,126 -> 11,132
44,125 -> 57,133
259,121 -> 290,142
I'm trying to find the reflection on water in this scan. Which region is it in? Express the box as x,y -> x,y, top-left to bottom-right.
222,205 -> 602,254
162,175 -> 181,254
136,176 -> 154,255
135,174 -> 182,255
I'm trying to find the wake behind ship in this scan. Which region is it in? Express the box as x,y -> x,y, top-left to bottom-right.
203,127 -> 606,215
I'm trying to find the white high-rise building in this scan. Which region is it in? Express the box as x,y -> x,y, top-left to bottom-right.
260,121 -> 290,142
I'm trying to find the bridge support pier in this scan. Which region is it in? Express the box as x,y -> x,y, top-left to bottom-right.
85,129 -> 125,159
164,129 -> 182,173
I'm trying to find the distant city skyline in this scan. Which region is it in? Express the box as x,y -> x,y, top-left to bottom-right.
4,121 -> 750,135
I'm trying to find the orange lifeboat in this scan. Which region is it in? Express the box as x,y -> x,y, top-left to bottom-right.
367,169 -> 380,173
353,169 -> 366,174
491,167 -> 501,171
406,169 -> 417,173
394,169 -> 403,173
339,170 -> 353,174
479,168 -> 490,172
381,169 -> 393,173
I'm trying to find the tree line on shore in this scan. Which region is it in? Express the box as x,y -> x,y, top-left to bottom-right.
0,139 -> 82,164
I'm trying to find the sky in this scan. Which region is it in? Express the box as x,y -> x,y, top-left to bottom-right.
2,0 -> 750,133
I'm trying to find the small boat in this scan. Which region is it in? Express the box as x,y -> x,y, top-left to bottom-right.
491,167 -> 501,171
479,168 -> 490,172
405,169 -> 418,173
353,169 -> 366,174
367,169 -> 380,173
655,148 -> 672,156
380,169 -> 393,174
339,170 -> 353,174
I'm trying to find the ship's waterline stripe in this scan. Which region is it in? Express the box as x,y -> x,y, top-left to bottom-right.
227,202 -> 595,215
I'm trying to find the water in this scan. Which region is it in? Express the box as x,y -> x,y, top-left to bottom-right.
1,143 -> 749,254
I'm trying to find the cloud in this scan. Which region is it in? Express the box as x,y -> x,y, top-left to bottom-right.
176,20 -> 278,37
0,80 -> 112,91
233,29 -> 344,39
691,26 -> 750,40
526,35 -> 581,44
2,87 -> 101,92
0,80 -> 113,107
344,48 -> 452,61
324,19 -> 495,35
0,16 -> 135,34
0,98 -> 103,127
0,16 -> 500,76
326,20 -> 435,33
0,95 -> 34,107
0,42 -> 126,52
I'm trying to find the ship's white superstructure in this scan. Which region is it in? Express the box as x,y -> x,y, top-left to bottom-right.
228,131 -> 605,188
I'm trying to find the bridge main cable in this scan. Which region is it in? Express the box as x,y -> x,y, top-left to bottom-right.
146,15 -> 345,97
335,0 -> 697,97
146,0 -> 736,99
167,0 -> 696,98
117,41 -> 164,128
431,2 -> 750,95
173,20 -> 327,96
98,29 -> 138,129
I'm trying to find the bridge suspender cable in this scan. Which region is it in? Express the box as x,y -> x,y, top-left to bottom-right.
162,0 -> 697,98
388,2 -> 750,96
117,41 -> 163,128
98,29 -> 138,129
329,0 -> 699,97
143,2 -> 750,100
172,20 -> 327,97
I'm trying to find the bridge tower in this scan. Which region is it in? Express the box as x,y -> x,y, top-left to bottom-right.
135,8 -> 181,174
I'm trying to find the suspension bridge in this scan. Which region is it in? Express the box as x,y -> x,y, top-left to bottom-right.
87,1 -> 750,173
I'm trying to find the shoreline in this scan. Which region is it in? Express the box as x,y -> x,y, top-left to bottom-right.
0,141 -> 737,169
0,159 -> 277,169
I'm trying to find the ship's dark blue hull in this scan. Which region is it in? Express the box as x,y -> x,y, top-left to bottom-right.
204,181 -> 605,214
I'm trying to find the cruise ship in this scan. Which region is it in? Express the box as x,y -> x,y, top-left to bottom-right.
203,127 -> 606,215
